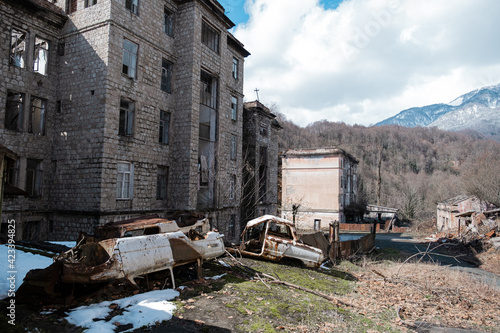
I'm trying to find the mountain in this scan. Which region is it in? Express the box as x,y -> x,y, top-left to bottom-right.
375,84 -> 500,140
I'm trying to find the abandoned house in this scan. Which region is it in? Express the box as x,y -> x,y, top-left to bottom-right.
240,101 -> 282,231
0,0 -> 251,242
436,195 -> 491,231
281,147 -> 359,231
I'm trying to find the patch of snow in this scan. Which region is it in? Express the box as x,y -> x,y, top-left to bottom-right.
218,259 -> 230,267
47,241 -> 77,248
205,273 -> 227,280
65,289 -> 179,333
320,262 -> 331,271
0,245 -> 53,298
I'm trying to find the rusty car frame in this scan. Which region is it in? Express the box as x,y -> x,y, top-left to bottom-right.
234,215 -> 326,268
16,214 -> 224,303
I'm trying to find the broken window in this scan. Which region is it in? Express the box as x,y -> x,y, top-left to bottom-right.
66,0 -> 77,14
200,71 -> 218,109
116,162 -> 133,199
164,7 -> 173,36
26,159 -> 43,197
122,39 -> 138,79
231,95 -> 238,121
161,59 -> 172,93
232,57 -> 238,79
125,0 -> 139,15
119,98 -> 134,136
229,174 -> 236,199
230,135 -> 237,160
268,222 -> 293,240
201,21 -> 219,54
156,166 -> 168,200
10,28 -> 26,68
33,37 -> 49,75
85,0 -> 97,7
5,91 -> 24,132
7,159 -> 19,187
159,110 -> 170,144
29,96 -> 46,135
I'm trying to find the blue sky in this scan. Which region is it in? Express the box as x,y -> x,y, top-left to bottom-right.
219,0 -> 344,26
218,0 -> 500,126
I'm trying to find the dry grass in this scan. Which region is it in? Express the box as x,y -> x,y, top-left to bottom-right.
341,259 -> 500,332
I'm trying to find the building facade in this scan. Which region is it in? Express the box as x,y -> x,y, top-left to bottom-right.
240,101 -> 281,230
0,0 -> 249,242
436,195 -> 488,231
281,148 -> 358,231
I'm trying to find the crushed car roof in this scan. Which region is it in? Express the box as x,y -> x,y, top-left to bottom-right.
246,215 -> 295,228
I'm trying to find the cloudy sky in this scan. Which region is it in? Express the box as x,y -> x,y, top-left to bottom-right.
218,0 -> 500,127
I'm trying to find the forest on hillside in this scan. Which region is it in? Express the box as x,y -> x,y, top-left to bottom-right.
274,111 -> 500,224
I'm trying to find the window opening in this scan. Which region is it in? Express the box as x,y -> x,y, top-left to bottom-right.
29,96 -> 46,135
159,110 -> 170,144
5,91 -> 24,132
122,39 -> 138,78
201,21 -> 219,53
33,37 -> 49,75
116,162 -> 133,199
10,28 -> 26,68
119,98 -> 134,136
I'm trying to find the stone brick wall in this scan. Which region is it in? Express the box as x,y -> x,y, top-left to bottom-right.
1,0 -> 249,241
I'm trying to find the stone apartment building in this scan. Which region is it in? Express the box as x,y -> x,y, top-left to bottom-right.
240,101 -> 281,230
281,148 -> 358,231
0,0 -> 250,242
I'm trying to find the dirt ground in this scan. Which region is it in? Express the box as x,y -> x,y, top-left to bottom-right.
1,236 -> 499,333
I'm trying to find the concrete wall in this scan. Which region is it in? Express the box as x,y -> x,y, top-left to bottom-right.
282,148 -> 358,232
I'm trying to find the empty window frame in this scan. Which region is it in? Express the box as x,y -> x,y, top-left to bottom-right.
159,110 -> 170,144
200,71 -> 218,109
156,165 -> 169,200
231,95 -> 238,121
33,37 -> 49,75
10,28 -> 26,68
164,7 -> 173,36
29,96 -> 46,135
230,135 -> 237,160
125,0 -> 139,15
122,39 -> 138,79
161,59 -> 172,93
26,159 -> 43,197
66,0 -> 77,14
201,21 -> 219,53
5,91 -> 24,132
232,57 -> 238,80
85,0 -> 97,7
119,98 -> 134,136
229,174 -> 236,199
7,159 -> 19,187
116,162 -> 133,199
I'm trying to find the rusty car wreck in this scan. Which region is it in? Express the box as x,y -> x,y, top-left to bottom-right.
233,215 -> 326,268
17,215 -> 224,303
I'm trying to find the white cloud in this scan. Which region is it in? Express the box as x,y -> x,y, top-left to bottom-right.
234,0 -> 500,126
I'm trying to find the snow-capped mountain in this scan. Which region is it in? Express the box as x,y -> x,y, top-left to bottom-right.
375,84 -> 500,139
